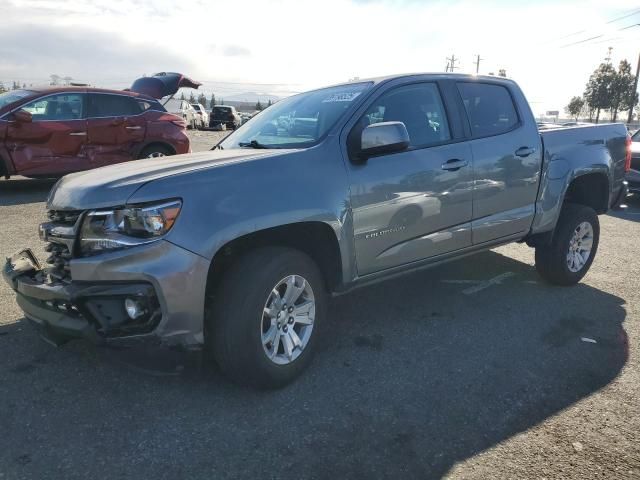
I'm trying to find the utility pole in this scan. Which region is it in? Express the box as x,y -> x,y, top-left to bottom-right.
627,51 -> 640,123
446,55 -> 459,72
474,54 -> 483,74
605,46 -> 613,64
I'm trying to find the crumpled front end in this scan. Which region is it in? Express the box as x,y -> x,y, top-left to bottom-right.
4,208 -> 210,348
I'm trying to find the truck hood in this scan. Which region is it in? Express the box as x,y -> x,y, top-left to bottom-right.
47,149 -> 295,210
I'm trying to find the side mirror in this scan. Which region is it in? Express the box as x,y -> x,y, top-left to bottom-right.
13,109 -> 32,123
360,121 -> 410,158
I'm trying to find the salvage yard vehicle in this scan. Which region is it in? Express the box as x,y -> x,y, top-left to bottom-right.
628,129 -> 640,195
4,73 -> 630,389
210,105 -> 241,130
191,103 -> 209,129
164,99 -> 199,130
0,72 -> 200,179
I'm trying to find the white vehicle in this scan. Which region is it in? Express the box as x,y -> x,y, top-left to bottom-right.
191,103 -> 209,129
164,98 -> 200,130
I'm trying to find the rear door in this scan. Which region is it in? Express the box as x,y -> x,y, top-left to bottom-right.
6,92 -> 87,176
86,93 -> 146,167
346,80 -> 474,275
455,81 -> 542,244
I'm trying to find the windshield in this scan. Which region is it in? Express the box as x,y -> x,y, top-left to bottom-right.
220,82 -> 372,149
192,104 -> 201,111
0,89 -> 35,109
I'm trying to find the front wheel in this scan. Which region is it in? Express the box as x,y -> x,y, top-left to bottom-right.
207,247 -> 326,389
535,203 -> 600,285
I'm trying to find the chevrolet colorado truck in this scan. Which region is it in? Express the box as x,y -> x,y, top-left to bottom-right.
4,74 -> 630,388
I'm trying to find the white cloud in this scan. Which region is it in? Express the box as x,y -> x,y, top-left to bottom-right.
1,0 -> 640,114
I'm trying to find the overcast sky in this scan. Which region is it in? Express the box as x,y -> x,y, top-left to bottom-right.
1,0 -> 639,114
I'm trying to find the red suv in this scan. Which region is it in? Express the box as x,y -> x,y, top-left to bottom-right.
0,73 -> 200,179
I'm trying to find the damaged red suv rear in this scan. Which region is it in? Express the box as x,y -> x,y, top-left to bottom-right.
0,72 -> 201,179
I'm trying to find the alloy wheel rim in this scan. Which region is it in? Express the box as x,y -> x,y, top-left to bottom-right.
147,152 -> 166,158
261,275 -> 315,365
566,221 -> 594,272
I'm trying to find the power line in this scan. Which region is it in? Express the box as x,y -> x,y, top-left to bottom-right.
560,34 -> 604,48
605,8 -> 640,24
560,21 -> 640,49
545,7 -> 640,45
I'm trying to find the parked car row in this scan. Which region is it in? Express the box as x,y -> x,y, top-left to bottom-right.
0,72 -> 199,179
164,101 -> 254,131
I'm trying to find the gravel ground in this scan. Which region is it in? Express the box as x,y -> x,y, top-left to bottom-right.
0,131 -> 639,479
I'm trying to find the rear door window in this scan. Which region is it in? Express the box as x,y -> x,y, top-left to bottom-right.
457,83 -> 519,137
88,94 -> 141,117
22,93 -> 85,121
137,99 -> 165,112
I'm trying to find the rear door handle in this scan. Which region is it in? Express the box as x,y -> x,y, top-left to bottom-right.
69,132 -> 87,136
441,158 -> 468,171
125,126 -> 142,130
515,146 -> 536,157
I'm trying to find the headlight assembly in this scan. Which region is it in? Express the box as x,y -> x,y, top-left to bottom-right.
80,200 -> 181,254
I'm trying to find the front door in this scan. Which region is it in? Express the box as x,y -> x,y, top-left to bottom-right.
86,93 -> 147,168
455,81 -> 543,244
6,92 -> 87,176
347,81 -> 474,276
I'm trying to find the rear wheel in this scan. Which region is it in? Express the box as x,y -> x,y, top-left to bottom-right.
535,203 -> 599,285
138,145 -> 171,159
207,247 -> 326,389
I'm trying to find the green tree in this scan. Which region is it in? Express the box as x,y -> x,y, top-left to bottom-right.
209,93 -> 216,108
0,82 -> 6,93
609,59 -> 637,121
267,99 -> 273,107
256,100 -> 263,111
188,92 -> 196,103
565,96 -> 585,121
584,62 -> 616,123
197,93 -> 207,106
180,91 -> 185,101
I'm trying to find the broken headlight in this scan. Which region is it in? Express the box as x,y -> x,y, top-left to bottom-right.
80,200 -> 181,254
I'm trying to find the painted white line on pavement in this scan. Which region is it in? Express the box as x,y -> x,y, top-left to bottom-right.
461,272 -> 516,295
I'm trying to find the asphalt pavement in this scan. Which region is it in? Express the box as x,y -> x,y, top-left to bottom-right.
0,131 -> 638,479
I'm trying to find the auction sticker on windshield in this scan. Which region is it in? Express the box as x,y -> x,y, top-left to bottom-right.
322,91 -> 362,103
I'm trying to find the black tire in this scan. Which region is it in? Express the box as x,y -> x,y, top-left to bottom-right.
207,247 -> 326,389
138,145 -> 172,159
535,203 -> 599,285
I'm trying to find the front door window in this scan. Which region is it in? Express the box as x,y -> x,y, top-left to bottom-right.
22,93 -> 84,120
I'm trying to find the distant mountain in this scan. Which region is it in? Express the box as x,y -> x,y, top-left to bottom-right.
223,92 -> 281,103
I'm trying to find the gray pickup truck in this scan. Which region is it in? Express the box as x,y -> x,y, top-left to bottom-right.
4,73 -> 630,388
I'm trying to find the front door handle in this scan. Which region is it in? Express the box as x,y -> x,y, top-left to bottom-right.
441,158 -> 468,171
515,146 -> 536,157
125,126 -> 142,130
68,132 -> 87,136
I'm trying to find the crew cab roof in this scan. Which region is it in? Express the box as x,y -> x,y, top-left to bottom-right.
325,72 -> 518,90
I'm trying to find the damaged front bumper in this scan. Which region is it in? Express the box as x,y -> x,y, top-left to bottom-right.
3,241 -> 210,349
